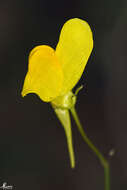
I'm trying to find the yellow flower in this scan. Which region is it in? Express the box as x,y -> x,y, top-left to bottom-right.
21,18 -> 93,168
22,18 -> 93,102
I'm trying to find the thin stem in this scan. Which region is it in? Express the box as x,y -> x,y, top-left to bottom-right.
70,106 -> 110,190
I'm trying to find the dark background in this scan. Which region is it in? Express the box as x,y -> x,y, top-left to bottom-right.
0,0 -> 127,189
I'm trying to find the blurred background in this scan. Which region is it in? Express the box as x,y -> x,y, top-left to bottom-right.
0,0 -> 127,189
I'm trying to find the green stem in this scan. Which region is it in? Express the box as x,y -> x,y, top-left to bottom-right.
70,106 -> 110,190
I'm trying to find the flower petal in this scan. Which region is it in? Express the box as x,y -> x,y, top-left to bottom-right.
22,45 -> 63,102
56,18 -> 93,94
54,108 -> 75,168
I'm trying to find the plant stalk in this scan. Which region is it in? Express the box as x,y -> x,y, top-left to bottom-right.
70,106 -> 110,190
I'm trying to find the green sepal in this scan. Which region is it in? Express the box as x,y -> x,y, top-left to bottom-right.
54,107 -> 75,168
75,85 -> 83,96
51,91 -> 76,110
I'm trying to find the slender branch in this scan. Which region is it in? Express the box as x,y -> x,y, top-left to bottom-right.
70,106 -> 110,190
